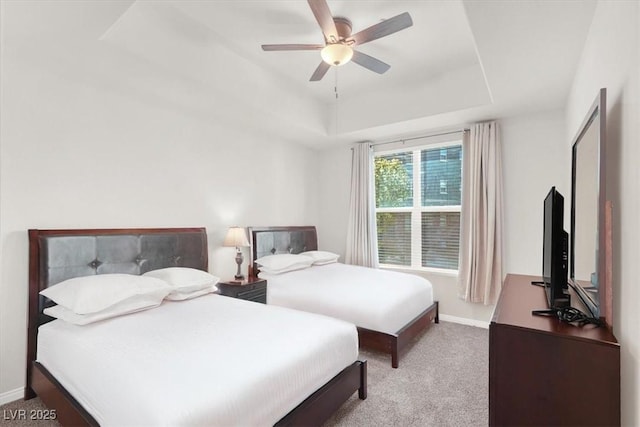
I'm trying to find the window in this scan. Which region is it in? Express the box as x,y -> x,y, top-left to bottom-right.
439,180 -> 448,195
374,142 -> 462,270
440,148 -> 448,162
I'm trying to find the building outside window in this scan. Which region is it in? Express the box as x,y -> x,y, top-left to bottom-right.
440,179 -> 448,195
440,148 -> 448,162
374,141 -> 462,271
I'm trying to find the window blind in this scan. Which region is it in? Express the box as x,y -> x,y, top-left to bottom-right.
377,212 -> 411,266
421,212 -> 460,269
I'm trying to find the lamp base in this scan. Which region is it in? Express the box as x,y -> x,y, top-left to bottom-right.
234,248 -> 244,281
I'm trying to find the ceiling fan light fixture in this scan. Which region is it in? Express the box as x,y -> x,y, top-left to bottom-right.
321,43 -> 353,66
261,1 -> 412,81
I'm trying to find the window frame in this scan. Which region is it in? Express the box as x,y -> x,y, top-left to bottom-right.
375,139 -> 462,274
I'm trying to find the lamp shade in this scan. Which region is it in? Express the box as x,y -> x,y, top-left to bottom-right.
223,227 -> 250,248
321,43 -> 353,66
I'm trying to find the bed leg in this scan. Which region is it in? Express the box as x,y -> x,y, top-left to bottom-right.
435,301 -> 440,324
358,360 -> 367,400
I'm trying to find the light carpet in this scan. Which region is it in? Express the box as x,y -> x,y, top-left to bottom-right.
327,321 -> 488,426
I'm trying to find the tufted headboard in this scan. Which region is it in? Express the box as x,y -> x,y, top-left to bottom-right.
28,227 -> 208,323
26,227 -> 208,397
248,226 -> 318,276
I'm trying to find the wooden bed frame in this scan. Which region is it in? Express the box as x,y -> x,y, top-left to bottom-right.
249,225 -> 439,368
26,227 -> 366,426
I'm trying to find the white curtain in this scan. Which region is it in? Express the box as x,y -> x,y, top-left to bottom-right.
346,143 -> 379,268
458,122 -> 504,304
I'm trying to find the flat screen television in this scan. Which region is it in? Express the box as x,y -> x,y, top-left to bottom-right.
542,186 -> 570,309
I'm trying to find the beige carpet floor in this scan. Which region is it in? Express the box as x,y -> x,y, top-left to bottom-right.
0,321 -> 488,426
327,321 -> 488,426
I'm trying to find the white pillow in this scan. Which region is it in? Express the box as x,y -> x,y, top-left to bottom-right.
165,284 -> 218,301
259,265 -> 309,275
255,254 -> 314,274
43,296 -> 164,325
300,250 -> 340,265
40,274 -> 172,315
142,267 -> 219,300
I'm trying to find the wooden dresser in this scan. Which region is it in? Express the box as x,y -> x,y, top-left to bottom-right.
489,274 -> 620,426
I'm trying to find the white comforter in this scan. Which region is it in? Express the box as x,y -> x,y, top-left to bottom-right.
37,295 -> 358,427
260,263 -> 434,335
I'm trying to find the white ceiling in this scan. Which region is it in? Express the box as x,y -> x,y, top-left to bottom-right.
2,0 -> 597,148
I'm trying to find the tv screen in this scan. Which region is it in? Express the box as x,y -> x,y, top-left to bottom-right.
542,187 -> 569,308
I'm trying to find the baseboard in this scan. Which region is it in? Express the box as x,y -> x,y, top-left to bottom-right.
439,314 -> 489,329
0,387 -> 23,405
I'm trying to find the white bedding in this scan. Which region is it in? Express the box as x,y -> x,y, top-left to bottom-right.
37,295 -> 358,427
259,263 -> 434,335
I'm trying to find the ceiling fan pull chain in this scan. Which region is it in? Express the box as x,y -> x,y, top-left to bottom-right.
334,68 -> 339,135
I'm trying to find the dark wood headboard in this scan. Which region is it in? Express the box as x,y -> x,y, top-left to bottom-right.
248,226 -> 318,276
26,227 -> 208,399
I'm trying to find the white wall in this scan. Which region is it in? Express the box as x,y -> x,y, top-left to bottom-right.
501,109 -> 569,275
0,31 -> 319,401
316,146 -> 352,256
566,1 -> 640,425
316,108 -> 567,323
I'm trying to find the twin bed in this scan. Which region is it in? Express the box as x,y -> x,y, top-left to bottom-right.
26,228 -> 366,426
249,226 -> 439,369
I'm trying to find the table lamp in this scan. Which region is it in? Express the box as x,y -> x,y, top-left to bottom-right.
223,227 -> 250,280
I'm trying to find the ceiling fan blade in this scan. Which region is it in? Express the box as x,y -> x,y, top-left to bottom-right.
310,61 -> 331,81
351,50 -> 391,74
349,12 -> 413,45
307,0 -> 338,42
262,44 -> 324,51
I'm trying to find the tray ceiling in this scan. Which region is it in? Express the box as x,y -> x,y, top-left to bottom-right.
2,0 -> 597,147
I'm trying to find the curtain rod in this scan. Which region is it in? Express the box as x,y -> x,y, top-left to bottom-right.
362,128 -> 469,148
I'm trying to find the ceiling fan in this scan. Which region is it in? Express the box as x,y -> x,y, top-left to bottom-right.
261,0 -> 413,81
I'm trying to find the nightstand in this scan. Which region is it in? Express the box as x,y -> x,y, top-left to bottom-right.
217,277 -> 267,304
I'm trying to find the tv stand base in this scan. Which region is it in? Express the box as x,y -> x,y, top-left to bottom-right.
531,309 -> 558,316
